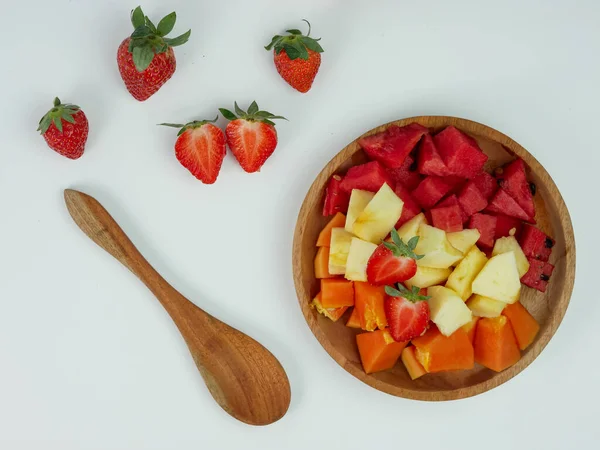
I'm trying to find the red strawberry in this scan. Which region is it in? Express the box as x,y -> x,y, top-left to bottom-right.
265,20 -> 324,93
384,284 -> 431,342
37,97 -> 89,159
117,6 -> 191,101
160,118 -> 226,184
219,101 -> 286,173
366,230 -> 423,285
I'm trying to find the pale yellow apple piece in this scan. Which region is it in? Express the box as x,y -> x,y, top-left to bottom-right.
353,183 -> 404,244
345,238 -> 378,282
427,286 -> 473,336
328,228 -> 353,275
414,224 -> 463,269
492,236 -> 530,278
471,251 -> 521,304
447,229 -> 481,254
345,190 -> 374,233
405,266 -> 452,289
394,212 -> 428,243
445,246 -> 488,300
466,294 -> 507,318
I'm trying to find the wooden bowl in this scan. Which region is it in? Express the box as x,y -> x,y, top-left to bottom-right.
292,116 -> 575,401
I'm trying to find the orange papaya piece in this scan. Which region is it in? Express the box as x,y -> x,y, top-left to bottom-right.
346,307 -> 361,328
502,302 -> 540,350
401,346 -> 427,380
356,329 -> 408,374
314,246 -> 334,279
316,212 -> 346,247
412,326 -> 474,373
320,279 -> 354,308
354,282 -> 387,331
311,293 -> 348,322
474,316 -> 521,372
461,316 -> 480,344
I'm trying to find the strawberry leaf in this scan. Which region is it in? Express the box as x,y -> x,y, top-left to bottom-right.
145,16 -> 157,34
247,101 -> 259,115
219,108 -> 238,121
234,102 -> 246,116
407,236 -> 420,250
132,45 -> 154,71
53,116 -> 63,132
131,6 -> 145,29
157,12 -> 176,36
300,36 -> 324,53
285,29 -> 302,35
163,29 -> 191,47
385,283 -> 430,302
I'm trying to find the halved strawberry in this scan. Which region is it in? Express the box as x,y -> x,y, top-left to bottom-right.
366,229 -> 423,286
219,101 -> 286,173
160,117 -> 225,184
384,284 -> 431,342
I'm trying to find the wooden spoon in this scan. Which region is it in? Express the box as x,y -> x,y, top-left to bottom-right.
64,189 -> 291,426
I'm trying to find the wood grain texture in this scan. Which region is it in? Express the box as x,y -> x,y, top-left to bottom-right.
64,189 -> 291,425
292,116 -> 575,401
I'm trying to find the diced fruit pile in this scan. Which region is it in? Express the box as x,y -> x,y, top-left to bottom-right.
314,123 -> 555,377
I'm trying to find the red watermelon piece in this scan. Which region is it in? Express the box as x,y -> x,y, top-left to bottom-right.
468,213 -> 497,249
411,176 -> 456,209
323,175 -> 350,216
434,126 -> 488,178
521,258 -> 555,292
436,194 -> 469,223
496,159 -> 535,219
472,171 -> 497,200
457,180 -> 488,217
494,215 -> 523,239
393,183 -> 422,227
340,161 -> 393,193
485,189 -> 534,223
431,205 -> 464,232
359,123 -> 429,169
417,134 -> 450,176
386,154 -> 423,190
519,224 -> 554,261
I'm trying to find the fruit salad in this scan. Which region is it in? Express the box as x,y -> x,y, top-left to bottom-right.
313,123 -> 553,378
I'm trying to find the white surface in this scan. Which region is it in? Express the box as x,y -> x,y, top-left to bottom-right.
1,0 -> 598,448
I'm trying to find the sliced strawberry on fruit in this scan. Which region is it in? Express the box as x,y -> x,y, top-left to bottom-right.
265,20 -> 324,93
323,175 -> 350,216
117,6 -> 191,101
366,230 -> 423,286
37,97 -> 89,160
384,283 -> 431,342
219,101 -> 286,173
160,117 -> 225,184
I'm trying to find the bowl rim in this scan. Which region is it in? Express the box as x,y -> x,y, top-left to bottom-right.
292,115 -> 576,401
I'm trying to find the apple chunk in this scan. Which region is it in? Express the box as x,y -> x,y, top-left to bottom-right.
445,246 -> 488,300
345,189 -> 374,233
447,229 -> 480,254
492,236 -> 530,278
427,286 -> 473,336
395,212 -> 428,243
328,228 -> 353,275
414,224 -> 463,269
405,266 -> 452,289
353,183 -> 404,244
472,252 -> 521,304
345,238 -> 378,282
467,294 -> 506,318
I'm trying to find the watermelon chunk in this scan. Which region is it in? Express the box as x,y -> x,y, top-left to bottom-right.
417,134 -> 450,176
457,181 -> 488,216
519,224 -> 554,261
485,189 -> 534,223
394,183 -> 422,227
468,213 -> 497,249
433,126 -> 488,178
323,175 -> 350,216
431,205 -> 464,232
494,215 -> 523,239
359,123 -> 429,169
436,194 -> 469,223
496,159 -> 535,219
472,171 -> 497,201
386,154 -> 423,190
411,176 -> 456,209
340,161 -> 393,193
521,257 -> 555,292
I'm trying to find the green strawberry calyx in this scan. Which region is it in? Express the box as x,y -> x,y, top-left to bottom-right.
383,230 -> 424,261
264,19 -> 324,61
128,6 -> 191,72
385,284 -> 430,303
159,117 -> 218,136
219,101 -> 287,127
37,97 -> 81,134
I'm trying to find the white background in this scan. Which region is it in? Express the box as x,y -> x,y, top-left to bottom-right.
1,0 -> 598,448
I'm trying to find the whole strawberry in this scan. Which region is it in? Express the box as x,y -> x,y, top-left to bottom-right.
37,97 -> 89,160
265,20 -> 324,93
117,6 -> 191,101
219,102 -> 286,173
160,118 -> 226,184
